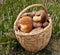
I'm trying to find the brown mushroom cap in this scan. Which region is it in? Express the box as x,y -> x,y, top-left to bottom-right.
33,21 -> 42,28
40,13 -> 47,22
18,16 -> 33,32
19,16 -> 32,24
35,10 -> 48,23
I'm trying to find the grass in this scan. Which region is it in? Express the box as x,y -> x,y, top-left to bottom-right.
0,0 -> 60,55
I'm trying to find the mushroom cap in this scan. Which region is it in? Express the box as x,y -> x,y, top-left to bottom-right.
33,21 -> 42,27
35,10 -> 48,23
18,16 -> 33,32
19,16 -> 33,25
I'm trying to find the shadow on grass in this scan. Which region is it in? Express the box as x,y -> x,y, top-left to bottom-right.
8,31 -> 60,55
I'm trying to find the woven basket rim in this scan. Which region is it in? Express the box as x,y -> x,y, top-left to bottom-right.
15,17 -> 52,36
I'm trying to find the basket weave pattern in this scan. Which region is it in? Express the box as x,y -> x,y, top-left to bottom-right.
16,22 -> 52,52
14,4 -> 52,52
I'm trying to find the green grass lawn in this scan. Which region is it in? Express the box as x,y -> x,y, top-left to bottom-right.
0,0 -> 60,55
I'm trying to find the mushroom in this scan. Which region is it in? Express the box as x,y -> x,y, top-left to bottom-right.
18,16 -> 33,33
33,21 -> 42,28
33,16 -> 41,22
35,10 -> 48,23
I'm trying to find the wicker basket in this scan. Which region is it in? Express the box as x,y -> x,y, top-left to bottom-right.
14,4 -> 52,52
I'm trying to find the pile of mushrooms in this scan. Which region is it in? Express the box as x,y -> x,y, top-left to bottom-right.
18,10 -> 49,33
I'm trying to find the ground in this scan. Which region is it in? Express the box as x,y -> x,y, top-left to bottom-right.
0,0 -> 60,55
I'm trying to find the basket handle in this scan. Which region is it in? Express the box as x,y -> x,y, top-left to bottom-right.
14,4 -> 48,31
17,4 -> 47,20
